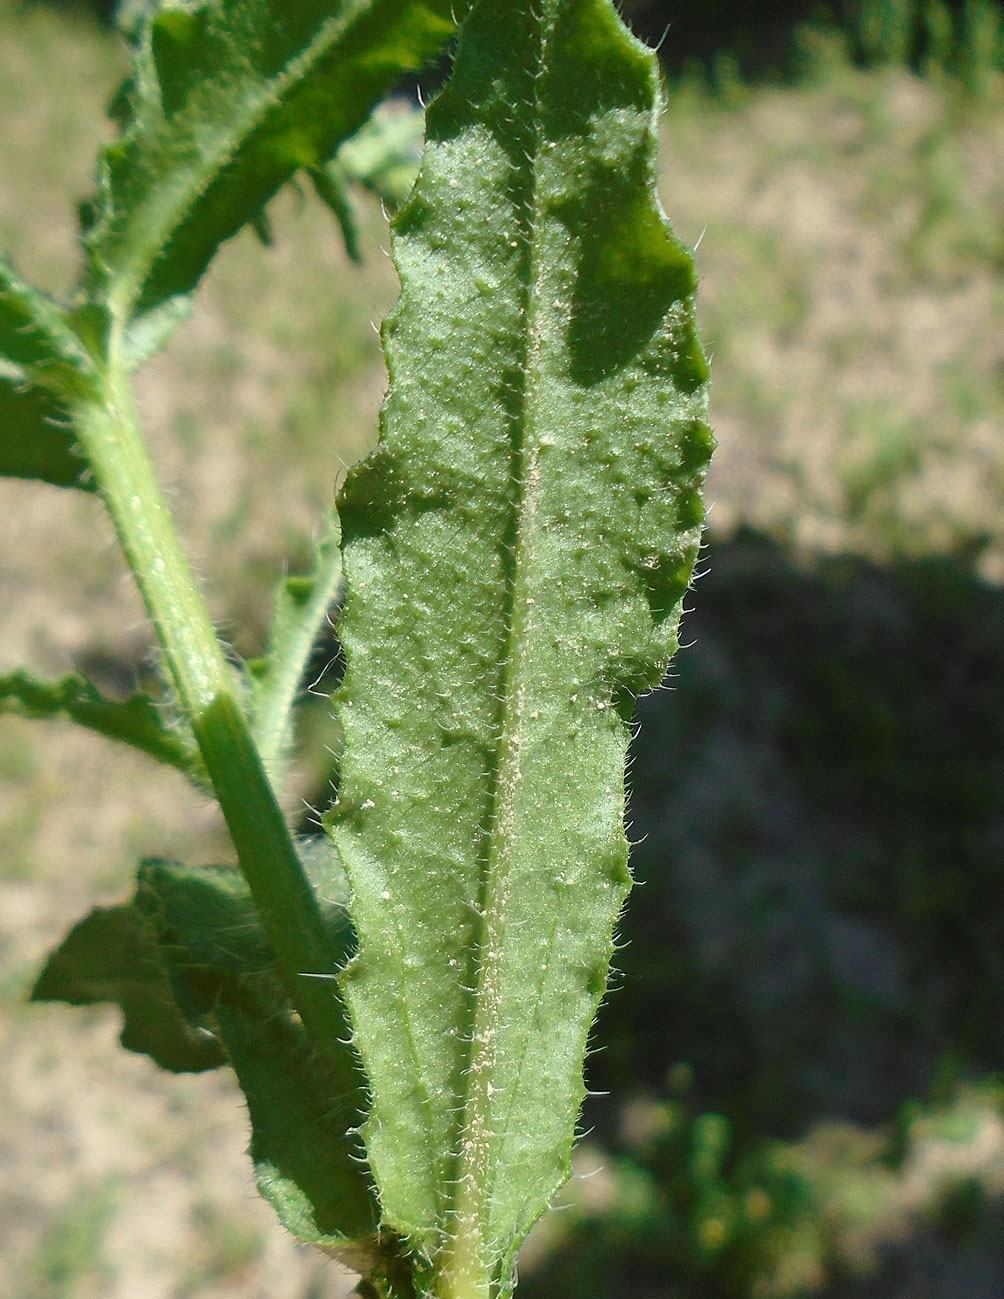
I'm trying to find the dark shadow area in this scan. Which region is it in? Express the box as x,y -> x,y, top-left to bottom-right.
601,529 -> 1004,1130
520,528 -> 1004,1297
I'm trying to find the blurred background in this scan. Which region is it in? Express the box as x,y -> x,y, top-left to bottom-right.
1,1 -> 1003,1296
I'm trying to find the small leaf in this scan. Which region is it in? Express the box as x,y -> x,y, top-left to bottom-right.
0,258 -> 98,400
31,901 -> 225,1072
248,508 -> 343,791
0,668 -> 201,780
329,100 -> 427,211
0,370 -> 93,490
119,294 -> 193,371
329,0 -> 713,1289
83,0 -> 473,325
134,857 -> 379,1252
36,855 -> 380,1254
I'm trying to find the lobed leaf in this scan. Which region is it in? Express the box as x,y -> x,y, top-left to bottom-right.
83,0 -> 472,326
0,668 -> 200,779
0,371 -> 93,490
31,896 -> 225,1072
35,855 -> 380,1253
329,0 -> 713,1288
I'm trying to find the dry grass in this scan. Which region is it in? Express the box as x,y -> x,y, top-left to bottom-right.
658,55 -> 1004,575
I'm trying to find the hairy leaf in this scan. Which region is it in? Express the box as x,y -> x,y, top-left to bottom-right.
248,508 -> 343,790
0,259 -> 97,400
36,855 -> 379,1251
329,0 -> 713,1288
134,856 -> 379,1252
120,294 -> 193,371
83,0 -> 471,325
0,668 -> 199,777
0,371 -> 93,490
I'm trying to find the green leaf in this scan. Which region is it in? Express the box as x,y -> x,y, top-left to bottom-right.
0,370 -> 93,490
323,100 -> 427,211
215,997 -> 379,1259
31,899 -> 225,1072
247,507 -> 343,791
313,102 -> 427,263
0,258 -> 98,400
0,668 -> 201,780
328,0 -> 713,1290
337,102 -> 425,210
311,165 -> 364,265
134,856 -> 380,1253
119,294 -> 193,371
36,855 -> 380,1254
83,0 -> 472,325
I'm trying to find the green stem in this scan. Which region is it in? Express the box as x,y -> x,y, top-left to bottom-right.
72,356 -> 358,1089
73,366 -> 233,719
195,693 -> 362,1103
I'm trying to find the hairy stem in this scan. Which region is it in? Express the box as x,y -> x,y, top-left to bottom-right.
73,364 -> 232,719
72,351 -> 358,1081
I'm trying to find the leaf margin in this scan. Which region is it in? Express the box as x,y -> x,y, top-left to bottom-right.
328,0 -> 714,1289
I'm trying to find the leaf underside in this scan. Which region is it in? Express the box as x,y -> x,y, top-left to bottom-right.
34,856 -> 379,1253
329,0 -> 713,1289
84,0 -> 471,325
0,259 -> 97,399
31,896 -> 225,1072
0,375 -> 92,490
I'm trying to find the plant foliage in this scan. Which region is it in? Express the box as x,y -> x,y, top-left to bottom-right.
3,1 -> 711,1295
329,1 -> 710,1292
83,0 -> 471,328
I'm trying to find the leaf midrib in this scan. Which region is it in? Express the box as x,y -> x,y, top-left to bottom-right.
445,0 -> 552,1263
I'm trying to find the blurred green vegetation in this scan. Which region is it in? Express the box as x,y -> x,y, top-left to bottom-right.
624,0 -> 1004,87
36,0 -> 1004,86
28,1178 -> 116,1299
1,1 -> 1003,1297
